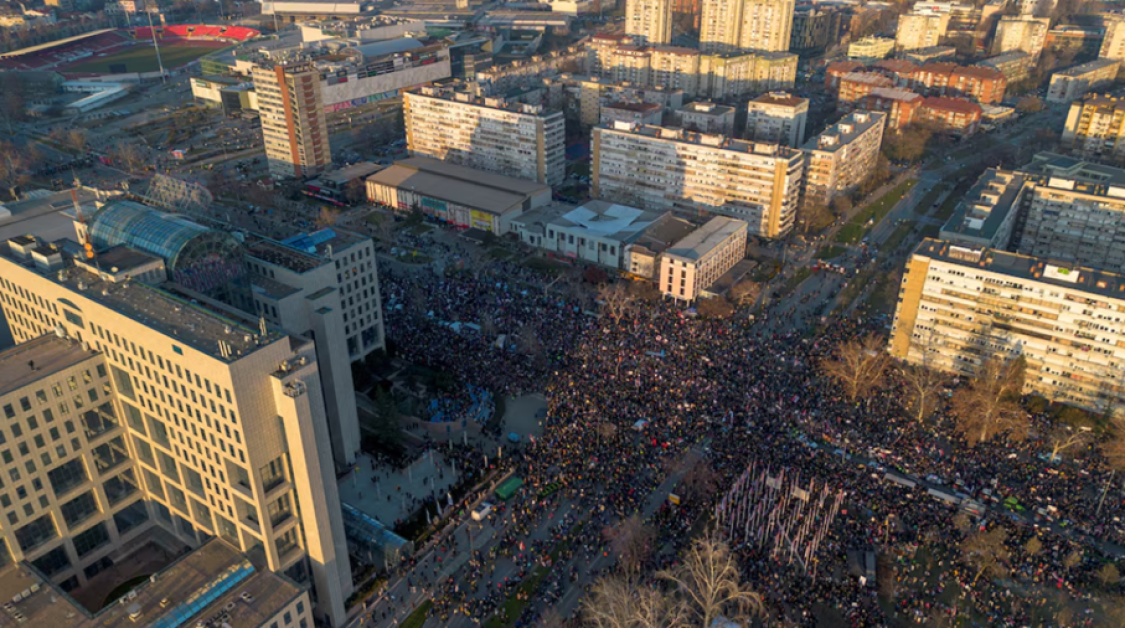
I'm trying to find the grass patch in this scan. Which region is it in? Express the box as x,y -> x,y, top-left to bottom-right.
750,260 -> 781,283
523,256 -> 566,275
395,250 -> 433,264
486,246 -> 512,260
482,566 -> 550,628
835,179 -> 918,244
934,193 -> 961,221
407,223 -> 433,235
66,44 -> 224,73
103,574 -> 152,607
401,600 -> 433,628
814,245 -> 847,260
780,267 -> 812,295
881,221 -> 916,252
918,184 -> 947,216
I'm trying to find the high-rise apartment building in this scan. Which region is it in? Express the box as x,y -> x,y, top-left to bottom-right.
700,0 -> 795,53
991,16 -> 1050,59
592,121 -> 805,237
890,239 -> 1125,416
801,110 -> 886,208
1062,93 -> 1125,159
0,234 -> 354,626
745,91 -> 809,147
650,46 -> 702,94
403,85 -> 566,187
253,63 -> 331,179
1100,16 -> 1125,68
790,6 -> 842,56
1015,174 -> 1125,271
1047,59 -> 1120,104
895,13 -> 950,51
626,0 -> 673,44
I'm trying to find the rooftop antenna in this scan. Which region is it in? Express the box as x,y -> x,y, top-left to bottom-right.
144,0 -> 167,84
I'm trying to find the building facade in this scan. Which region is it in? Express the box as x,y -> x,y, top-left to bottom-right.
592,121 -> 804,237
847,36 -> 895,62
745,91 -> 808,147
1061,94 -> 1125,159
917,96 -> 982,136
1016,175 -> 1125,271
253,63 -> 331,179
699,0 -> 795,54
895,13 -> 949,51
790,6 -> 843,56
864,87 -> 923,131
801,110 -> 887,207
403,86 -> 566,187
626,0 -> 674,44
1047,59 -> 1120,104
890,239 -> 1125,415
659,216 -> 748,301
991,16 -> 1050,59
676,101 -> 736,134
0,236 -> 354,626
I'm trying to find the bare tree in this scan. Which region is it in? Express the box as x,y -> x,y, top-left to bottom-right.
345,178 -> 367,206
316,206 -> 338,228
1047,425 -> 1094,462
479,312 -> 498,340
604,514 -> 655,575
516,325 -> 542,359
820,334 -> 890,403
372,213 -> 396,249
961,526 -> 1010,586
111,140 -> 146,174
899,362 -> 945,423
696,297 -> 735,319
659,534 -> 763,627
950,357 -> 1028,446
1103,428 -> 1125,471
730,280 -> 761,307
1025,537 -> 1043,557
598,282 -> 636,323
67,129 -> 88,153
582,577 -> 639,628
1097,563 -> 1121,588
0,142 -> 27,200
679,458 -> 720,505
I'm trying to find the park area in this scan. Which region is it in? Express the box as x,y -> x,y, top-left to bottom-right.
64,42 -> 225,73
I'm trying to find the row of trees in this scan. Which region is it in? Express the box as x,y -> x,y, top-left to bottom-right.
821,334 -> 1123,464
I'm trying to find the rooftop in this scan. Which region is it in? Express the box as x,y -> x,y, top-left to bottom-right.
244,238 -> 326,274
603,122 -> 803,159
1020,151 -> 1125,186
903,45 -> 956,57
408,85 -> 561,118
0,334 -> 99,398
939,169 -> 1028,244
0,238 -> 284,361
0,187 -> 106,225
366,157 -> 549,216
751,91 -> 807,107
0,539 -> 305,628
515,200 -> 668,242
665,217 -> 748,262
840,72 -> 894,86
1054,58 -> 1121,77
913,238 -> 1125,300
314,162 -> 385,186
922,96 -> 982,114
869,86 -> 923,102
979,51 -> 1031,65
604,101 -> 661,112
679,101 -> 735,115
803,111 -> 887,153
873,59 -> 917,73
952,65 -> 1005,79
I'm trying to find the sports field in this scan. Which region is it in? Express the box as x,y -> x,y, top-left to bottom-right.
64,43 -> 226,73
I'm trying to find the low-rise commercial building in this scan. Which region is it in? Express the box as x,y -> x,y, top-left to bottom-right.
305,162 -> 384,204
938,168 -> 1029,248
890,239 -> 1125,415
745,92 -> 809,147
592,121 -> 804,237
801,111 -> 887,207
901,46 -> 957,64
675,101 -> 735,135
1046,59 -> 1120,103
659,216 -> 747,301
366,157 -> 551,234
512,200 -> 690,271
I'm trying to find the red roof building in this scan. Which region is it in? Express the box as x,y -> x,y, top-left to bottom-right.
836,72 -> 894,110
917,96 -> 982,136
948,66 -> 1007,105
826,61 -> 866,89
872,59 -> 918,87
865,87 -> 923,131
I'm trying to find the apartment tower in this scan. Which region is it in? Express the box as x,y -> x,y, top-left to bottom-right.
403,85 -> 566,187
700,0 -> 795,53
253,63 -> 331,179
626,0 -> 674,44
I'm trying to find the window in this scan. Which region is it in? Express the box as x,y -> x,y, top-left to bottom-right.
60,491 -> 99,528
103,469 -> 138,506
73,522 -> 110,558
47,458 -> 88,498
113,500 -> 149,535
13,513 -> 57,552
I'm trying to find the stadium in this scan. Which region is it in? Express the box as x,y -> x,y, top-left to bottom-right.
0,24 -> 260,75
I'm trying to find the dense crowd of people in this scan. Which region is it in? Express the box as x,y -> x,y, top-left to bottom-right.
373,227 -> 1125,627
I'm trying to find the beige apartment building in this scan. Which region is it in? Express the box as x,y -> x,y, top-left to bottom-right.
1061,94 -> 1125,159
698,50 -> 798,99
611,46 -> 654,85
890,239 -> 1125,415
1100,16 -> 1125,71
1047,59 -> 1120,103
650,46 -> 702,94
659,216 -> 749,301
676,101 -> 736,135
0,235 -> 354,625
592,121 -> 805,237
700,0 -> 795,53
895,13 -> 949,51
626,0 -> 673,44
745,91 -> 809,147
1015,174 -> 1125,272
403,85 -> 566,187
992,16 -> 1050,59
800,110 -> 886,207
253,63 -> 331,179
848,36 -> 895,61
